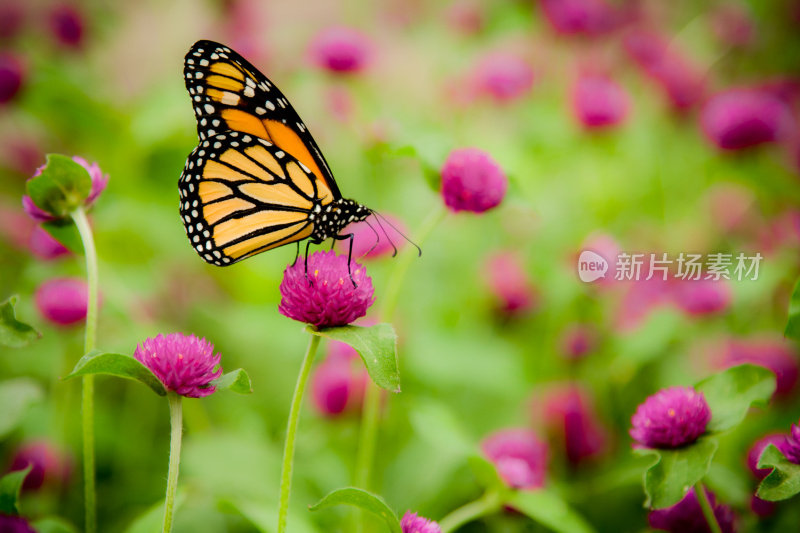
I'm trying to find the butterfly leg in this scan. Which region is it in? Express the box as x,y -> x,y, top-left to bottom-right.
333,233 -> 357,287
304,240 -> 314,285
292,241 -> 301,266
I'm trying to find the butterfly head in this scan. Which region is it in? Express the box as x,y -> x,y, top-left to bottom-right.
310,198 -> 371,243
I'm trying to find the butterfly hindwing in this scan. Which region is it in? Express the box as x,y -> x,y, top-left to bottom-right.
179,131 -> 334,266
183,39 -> 341,199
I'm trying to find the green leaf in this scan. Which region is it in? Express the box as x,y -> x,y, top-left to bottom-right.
212,368 -> 253,394
0,378 -> 44,438
308,487 -> 402,533
507,490 -> 596,533
42,219 -> 83,253
467,455 -> 507,493
697,364 -> 776,432
785,277 -> 800,341
634,437 -> 718,509
756,444 -> 800,501
26,154 -> 92,218
31,517 -> 80,533
0,466 -> 31,514
308,324 -> 400,392
219,499 -> 317,533
64,351 -> 166,396
124,493 -> 186,533
0,296 -> 40,348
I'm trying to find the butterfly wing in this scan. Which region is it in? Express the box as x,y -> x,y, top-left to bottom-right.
179,131 -> 334,266
183,39 -> 341,201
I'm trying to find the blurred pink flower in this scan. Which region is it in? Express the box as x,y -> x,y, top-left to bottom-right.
0,204 -> 34,250
701,89 -> 794,151
672,279 -> 731,317
782,421 -> 800,464
571,71 -> 630,129
309,27 -> 372,74
0,515 -> 35,533
750,494 -> 776,518
221,0 -> 270,67
473,52 -> 535,103
401,512 -> 441,533
649,487 -> 735,533
560,324 -> 597,361
482,428 -> 548,489
29,226 -> 70,260
311,342 -> 367,417
0,52 -> 23,104
8,440 -> 71,491
747,433 -> 787,479
441,148 -> 507,213
0,0 -> 25,42
345,213 -> 408,260
579,232 -> 621,289
23,156 -> 108,222
484,251 -> 537,316
539,0 -> 618,36
615,272 -> 672,331
134,333 -> 223,398
630,386 -> 711,449
48,3 -> 84,49
711,4 -> 755,48
721,337 -> 798,398
35,277 -> 89,326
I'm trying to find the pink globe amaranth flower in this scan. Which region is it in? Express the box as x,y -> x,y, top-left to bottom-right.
134,333 -> 223,398
345,213 -> 408,260
539,0 -> 618,36
8,440 -> 71,491
782,422 -> 800,464
310,27 -> 372,74
649,488 -> 735,533
35,277 -> 89,326
29,226 -> 70,260
441,148 -> 507,214
630,386 -> 711,449
401,511 -> 441,533
0,205 -> 35,251
0,53 -> 23,104
0,515 -> 36,533
571,72 -> 630,129
484,251 -> 536,316
560,324 -> 597,361
311,343 -> 367,417
22,156 -> 108,221
747,433 -> 787,479
49,3 -> 84,48
279,250 -> 375,328
701,89 -> 794,151
473,52 -> 535,103
722,337 -> 798,398
672,279 -> 731,317
750,494 -> 776,518
482,428 -> 547,489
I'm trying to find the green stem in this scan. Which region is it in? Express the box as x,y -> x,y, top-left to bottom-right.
695,482 -> 723,533
277,334 -> 321,533
72,206 -> 99,533
163,393 -> 183,533
438,490 -> 503,533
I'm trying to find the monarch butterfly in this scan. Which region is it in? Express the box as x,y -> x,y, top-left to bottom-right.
178,39 -> 384,273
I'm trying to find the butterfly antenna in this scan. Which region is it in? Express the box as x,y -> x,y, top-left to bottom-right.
362,218 -> 382,258
371,211 -> 422,257
369,212 -> 398,257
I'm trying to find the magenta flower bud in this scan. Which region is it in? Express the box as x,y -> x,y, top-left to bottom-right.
345,213 -> 408,260
279,251 -> 375,328
22,195 -> 56,222
648,488 -> 735,533
750,494 -> 776,518
571,72 -> 630,129
8,440 -> 71,491
540,0 -> 618,36
441,148 -> 507,213
134,333 -> 223,398
310,27 -> 372,74
29,226 -> 70,260
747,433 -> 787,479
401,511 -> 441,533
35,277 -> 88,326
473,52 -> 535,103
560,324 -> 597,361
723,337 -> 798,398
484,251 -> 537,316
0,53 -> 23,104
0,515 -> 36,533
48,4 -> 84,48
782,422 -> 800,464
536,384 -> 608,465
701,89 -> 793,151
630,386 -> 711,449
482,428 -> 547,489
672,279 -> 731,317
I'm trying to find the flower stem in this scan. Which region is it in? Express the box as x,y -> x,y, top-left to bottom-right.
438,490 -> 503,533
277,333 -> 321,533
695,482 -> 723,533
163,392 -> 183,533
72,206 -> 99,533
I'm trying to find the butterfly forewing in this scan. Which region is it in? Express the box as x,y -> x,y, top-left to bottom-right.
179,131 -> 335,266
183,40 -> 341,199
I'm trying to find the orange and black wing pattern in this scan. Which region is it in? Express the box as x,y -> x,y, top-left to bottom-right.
183,39 -> 341,200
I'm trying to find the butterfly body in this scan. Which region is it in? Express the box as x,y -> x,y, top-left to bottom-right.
178,40 -> 372,267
